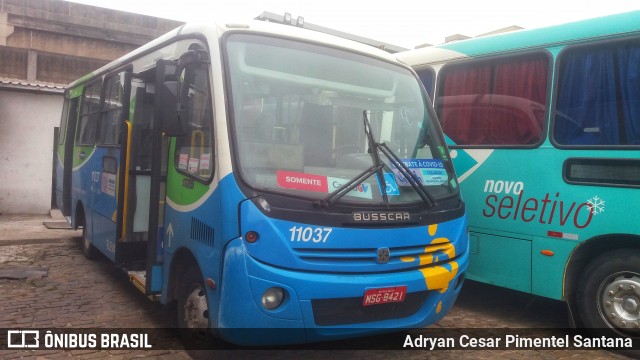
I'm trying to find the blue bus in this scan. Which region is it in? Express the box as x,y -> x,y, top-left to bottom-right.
53,20 -> 468,345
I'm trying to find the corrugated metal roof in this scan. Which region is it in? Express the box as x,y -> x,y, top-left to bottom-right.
0,77 -> 66,94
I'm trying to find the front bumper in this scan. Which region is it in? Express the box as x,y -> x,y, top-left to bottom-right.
215,238 -> 468,345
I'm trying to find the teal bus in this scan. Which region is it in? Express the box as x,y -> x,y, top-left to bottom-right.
53,20 -> 468,345
398,11 -> 640,336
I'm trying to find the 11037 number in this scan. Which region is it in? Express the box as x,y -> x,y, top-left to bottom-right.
289,226 -> 332,243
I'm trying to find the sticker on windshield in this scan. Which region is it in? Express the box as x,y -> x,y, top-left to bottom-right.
188,158 -> 199,174
178,153 -> 188,171
420,168 -> 447,185
377,173 -> 400,196
328,177 -> 373,199
200,153 -> 211,171
393,159 -> 446,186
276,170 -> 328,193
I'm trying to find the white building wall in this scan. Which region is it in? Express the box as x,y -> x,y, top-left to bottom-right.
0,90 -> 63,214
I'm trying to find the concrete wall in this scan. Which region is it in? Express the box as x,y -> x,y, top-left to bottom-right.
0,0 -> 183,214
0,0 -> 183,84
0,90 -> 62,214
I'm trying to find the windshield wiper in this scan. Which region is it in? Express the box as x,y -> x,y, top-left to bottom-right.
366,111 -> 436,208
314,111 -> 436,208
314,110 -> 386,208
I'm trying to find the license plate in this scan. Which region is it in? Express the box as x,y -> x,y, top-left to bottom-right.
362,286 -> 407,306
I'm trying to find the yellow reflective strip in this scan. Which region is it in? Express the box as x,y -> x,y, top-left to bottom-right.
129,273 -> 146,294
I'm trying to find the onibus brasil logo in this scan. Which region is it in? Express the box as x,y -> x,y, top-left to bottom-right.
6,330 -> 152,349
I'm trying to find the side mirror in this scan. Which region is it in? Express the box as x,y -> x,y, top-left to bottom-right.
158,80 -> 186,136
175,49 -> 209,115
176,49 -> 210,74
154,59 -> 186,136
156,48 -> 210,137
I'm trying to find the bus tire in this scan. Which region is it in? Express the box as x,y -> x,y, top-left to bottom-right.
177,264 -> 213,349
81,223 -> 98,260
576,249 -> 640,337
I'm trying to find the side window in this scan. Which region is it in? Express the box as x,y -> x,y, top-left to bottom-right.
99,72 -> 126,145
59,95 -> 80,145
554,40 -> 640,146
129,78 -> 154,171
76,81 -> 102,145
564,158 -> 640,188
58,95 -> 70,145
174,63 -> 214,182
436,53 -> 548,146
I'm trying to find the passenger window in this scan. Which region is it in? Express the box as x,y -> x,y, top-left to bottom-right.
58,96 -> 70,145
437,53 -> 548,146
554,40 -> 640,146
565,158 -> 640,187
76,81 -> 102,145
129,78 -> 153,171
98,72 -> 126,145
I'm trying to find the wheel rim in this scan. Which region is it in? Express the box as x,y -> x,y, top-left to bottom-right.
598,271 -> 640,332
183,285 -> 209,329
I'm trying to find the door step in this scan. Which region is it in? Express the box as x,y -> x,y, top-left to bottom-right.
128,270 -> 159,301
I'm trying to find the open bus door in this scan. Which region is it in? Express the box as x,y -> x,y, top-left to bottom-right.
118,60 -> 177,297
54,90 -> 81,217
106,55 -> 193,297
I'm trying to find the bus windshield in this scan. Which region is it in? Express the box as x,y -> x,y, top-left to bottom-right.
226,34 -> 456,204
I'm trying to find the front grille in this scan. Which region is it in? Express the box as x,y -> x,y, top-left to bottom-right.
293,242 -> 454,267
311,291 -> 429,326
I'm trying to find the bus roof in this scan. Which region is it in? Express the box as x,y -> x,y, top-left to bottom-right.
67,20 -> 400,88
398,10 -> 640,66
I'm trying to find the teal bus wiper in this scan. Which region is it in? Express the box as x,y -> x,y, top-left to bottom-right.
314,111 -> 436,208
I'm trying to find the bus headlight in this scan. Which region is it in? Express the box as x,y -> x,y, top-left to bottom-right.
261,287 -> 285,310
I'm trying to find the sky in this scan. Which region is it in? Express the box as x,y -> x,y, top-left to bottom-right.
68,0 -> 640,49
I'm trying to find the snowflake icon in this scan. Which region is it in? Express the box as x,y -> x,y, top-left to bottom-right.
587,196 -> 605,215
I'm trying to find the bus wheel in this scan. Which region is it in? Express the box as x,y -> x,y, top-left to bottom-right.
177,265 -> 212,348
81,224 -> 97,260
577,249 -> 640,336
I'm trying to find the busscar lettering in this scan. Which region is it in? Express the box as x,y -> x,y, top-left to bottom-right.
353,212 -> 411,222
